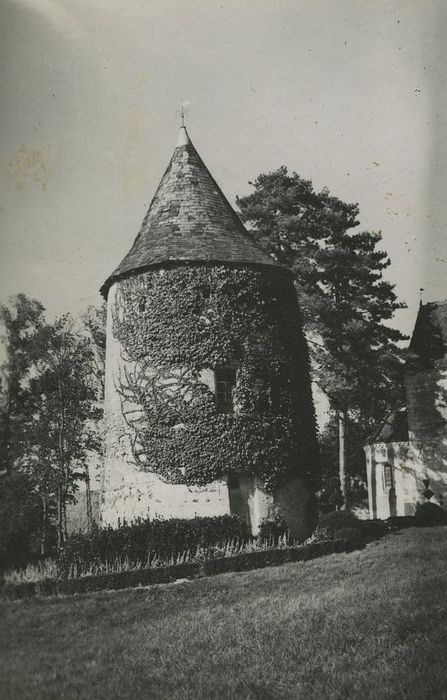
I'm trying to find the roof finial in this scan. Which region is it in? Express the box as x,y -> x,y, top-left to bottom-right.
177,102 -> 190,128
419,288 -> 425,305
176,103 -> 191,147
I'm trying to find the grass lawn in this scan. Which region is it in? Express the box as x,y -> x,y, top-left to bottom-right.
1,527 -> 447,700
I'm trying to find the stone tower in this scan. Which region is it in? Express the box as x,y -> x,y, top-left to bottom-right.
100,126 -> 319,539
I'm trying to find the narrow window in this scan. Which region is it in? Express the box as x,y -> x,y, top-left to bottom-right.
383,462 -> 393,489
214,367 -> 237,414
200,285 -> 210,300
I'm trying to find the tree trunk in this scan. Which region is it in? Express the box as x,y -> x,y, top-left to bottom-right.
62,496 -> 68,541
338,410 -> 348,510
84,465 -> 93,532
40,494 -> 47,556
56,485 -> 64,549
56,372 -> 68,543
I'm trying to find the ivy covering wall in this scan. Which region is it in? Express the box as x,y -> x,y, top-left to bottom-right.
112,264 -> 318,491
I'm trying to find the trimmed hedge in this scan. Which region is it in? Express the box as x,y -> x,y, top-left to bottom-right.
201,539 -> 355,576
357,519 -> 387,542
59,514 -> 250,576
335,527 -> 364,548
2,538 -> 356,601
414,502 -> 447,526
313,510 -> 361,542
387,515 -> 417,530
315,507 -> 447,544
2,560 -> 200,600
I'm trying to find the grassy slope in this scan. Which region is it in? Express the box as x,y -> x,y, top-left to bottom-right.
1,527 -> 447,700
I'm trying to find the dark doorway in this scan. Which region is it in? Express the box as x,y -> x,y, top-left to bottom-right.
227,473 -> 252,528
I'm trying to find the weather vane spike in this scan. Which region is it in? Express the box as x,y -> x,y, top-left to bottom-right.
177,103 -> 190,128
419,288 -> 425,304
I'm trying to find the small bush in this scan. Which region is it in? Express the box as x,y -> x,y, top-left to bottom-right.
387,515 -> 415,530
335,527 -> 364,548
58,514 -> 250,577
318,510 -> 359,529
357,519 -> 388,541
258,515 -> 289,544
414,502 -> 447,526
314,510 -> 360,541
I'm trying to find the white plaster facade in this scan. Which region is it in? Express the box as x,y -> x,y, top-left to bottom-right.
365,311 -> 447,520
365,438 -> 447,519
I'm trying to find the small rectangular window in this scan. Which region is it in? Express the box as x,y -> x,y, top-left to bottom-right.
215,367 -> 237,414
383,463 -> 393,489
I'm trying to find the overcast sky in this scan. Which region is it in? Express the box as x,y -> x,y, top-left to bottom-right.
1,0 -> 446,339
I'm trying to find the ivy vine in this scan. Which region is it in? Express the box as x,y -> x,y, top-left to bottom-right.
112,264 -> 318,490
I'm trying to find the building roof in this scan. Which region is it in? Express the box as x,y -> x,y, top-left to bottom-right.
366,408 -> 409,445
101,127 -> 280,296
407,301 -> 447,370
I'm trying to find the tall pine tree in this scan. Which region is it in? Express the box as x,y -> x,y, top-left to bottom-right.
237,167 -> 406,507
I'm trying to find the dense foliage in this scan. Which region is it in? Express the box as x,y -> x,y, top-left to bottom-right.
58,514 -> 251,575
26,316 -> 101,547
112,264 -> 318,490
0,296 -> 104,555
414,502 -> 447,526
0,294 -> 47,476
0,472 -> 44,569
311,509 -> 424,546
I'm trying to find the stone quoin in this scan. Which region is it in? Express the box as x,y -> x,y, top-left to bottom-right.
100,126 -> 319,539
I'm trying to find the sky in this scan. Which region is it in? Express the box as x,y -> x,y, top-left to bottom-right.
1,0 -> 447,341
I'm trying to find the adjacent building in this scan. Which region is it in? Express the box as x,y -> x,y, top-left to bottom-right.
365,301 -> 447,519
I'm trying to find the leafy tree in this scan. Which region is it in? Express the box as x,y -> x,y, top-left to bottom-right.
0,294 -> 46,475
0,296 -> 49,561
27,315 -> 101,547
237,167 -> 406,507
1,297 -> 103,555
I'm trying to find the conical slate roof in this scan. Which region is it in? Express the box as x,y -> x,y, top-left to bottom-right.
101,127 -> 279,296
407,301 -> 447,369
